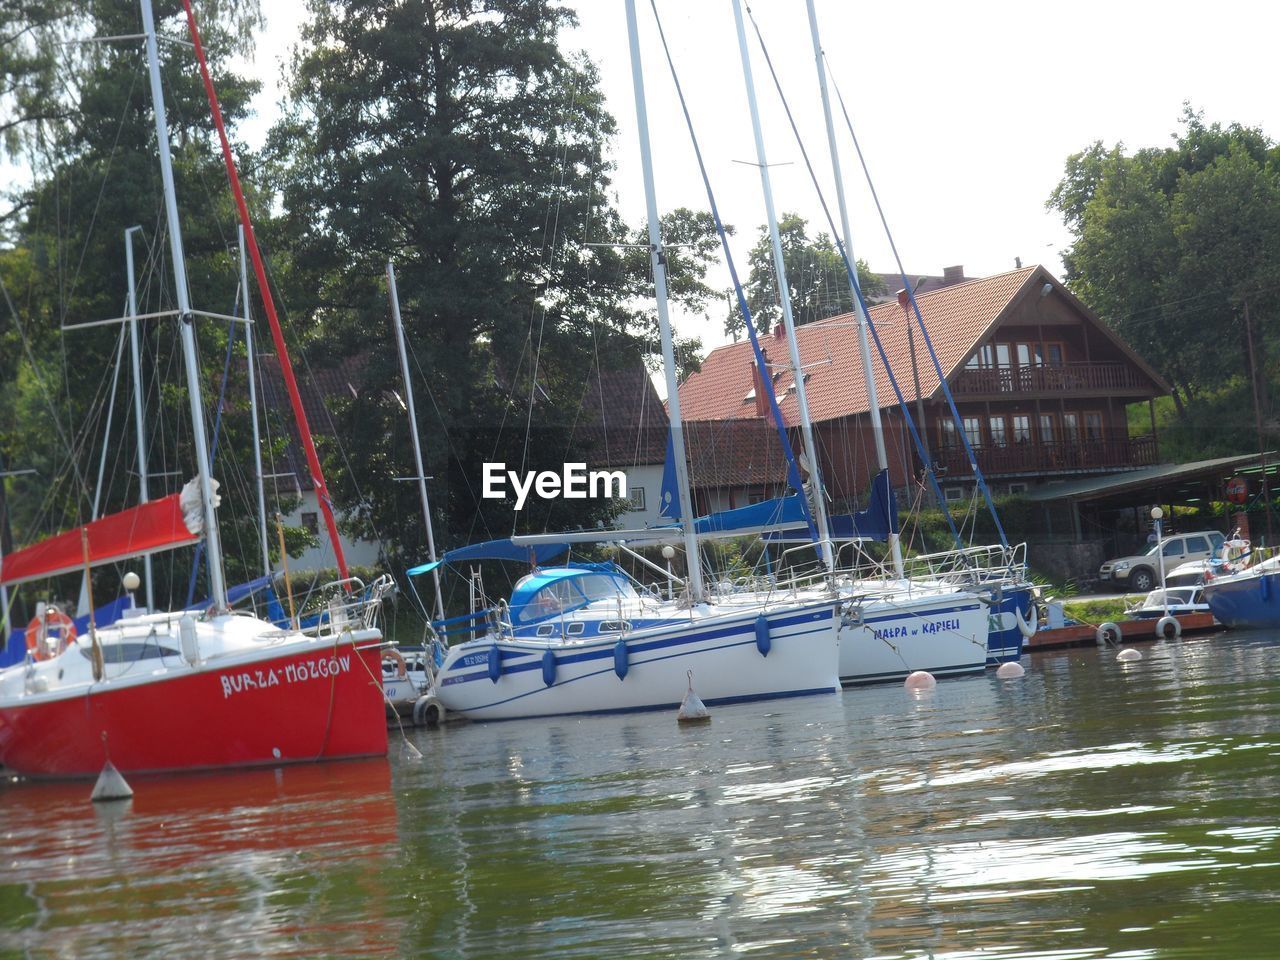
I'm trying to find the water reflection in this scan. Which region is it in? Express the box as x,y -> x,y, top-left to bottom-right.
0,760 -> 399,958
2,633 -> 1278,958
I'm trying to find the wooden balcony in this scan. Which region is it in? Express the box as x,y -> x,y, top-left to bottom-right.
935,434 -> 1159,478
952,362 -> 1150,396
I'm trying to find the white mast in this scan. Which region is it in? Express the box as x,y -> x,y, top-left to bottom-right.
730,0 -> 833,573
804,0 -> 905,578
624,0 -> 704,602
125,225 -> 155,609
240,225 -> 271,579
141,0 -> 227,611
387,261 -> 444,621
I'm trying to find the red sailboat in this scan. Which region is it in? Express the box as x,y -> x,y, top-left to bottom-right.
0,0 -> 390,778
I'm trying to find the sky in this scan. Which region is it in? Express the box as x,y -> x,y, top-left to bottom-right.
235,0 -> 1277,358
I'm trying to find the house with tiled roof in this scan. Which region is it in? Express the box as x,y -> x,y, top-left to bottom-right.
677,265 -> 1170,509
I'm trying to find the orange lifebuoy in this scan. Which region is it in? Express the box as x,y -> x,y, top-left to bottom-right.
25,607 -> 77,661
381,647 -> 408,680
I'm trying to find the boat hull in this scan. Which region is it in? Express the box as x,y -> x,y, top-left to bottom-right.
982,584 -> 1035,664
0,641 -> 387,778
837,592 -> 988,684
434,600 -> 839,721
1203,571 -> 1280,628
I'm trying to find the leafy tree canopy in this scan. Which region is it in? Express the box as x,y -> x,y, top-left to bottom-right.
727,211 -> 883,338
1047,106 -> 1280,419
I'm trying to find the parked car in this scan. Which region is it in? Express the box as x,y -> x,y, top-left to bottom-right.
1098,531 -> 1226,592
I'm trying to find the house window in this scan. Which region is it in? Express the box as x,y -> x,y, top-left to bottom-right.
628,486 -> 646,512
1084,412 -> 1103,441
966,344 -> 995,369
1062,412 -> 1081,442
962,416 -> 983,448
1046,343 -> 1065,367
1008,482 -> 1028,495
939,419 -> 958,448
944,487 -> 965,502
1039,413 -> 1057,444
989,415 -> 1008,447
300,512 -> 319,535
1012,415 -> 1031,444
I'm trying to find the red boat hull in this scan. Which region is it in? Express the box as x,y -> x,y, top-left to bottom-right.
0,641 -> 388,777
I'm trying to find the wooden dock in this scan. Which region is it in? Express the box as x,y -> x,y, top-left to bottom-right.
1026,612 -> 1220,652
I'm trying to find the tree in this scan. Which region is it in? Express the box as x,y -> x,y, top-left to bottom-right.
1048,108 -> 1280,421
266,0 -> 719,571
0,1 -> 268,606
727,212 -> 883,337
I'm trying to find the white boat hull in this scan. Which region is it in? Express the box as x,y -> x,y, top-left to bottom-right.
838,590 -> 989,684
433,599 -> 839,721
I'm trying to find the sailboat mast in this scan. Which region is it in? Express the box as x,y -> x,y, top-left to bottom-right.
179,0 -> 351,585
387,261 -> 444,621
240,225 -> 271,579
140,0 -> 227,611
730,0 -> 833,573
624,0 -> 704,602
804,0 -> 905,579
125,225 -> 155,609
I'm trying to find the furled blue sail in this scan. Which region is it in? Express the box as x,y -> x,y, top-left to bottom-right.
407,538 -> 570,576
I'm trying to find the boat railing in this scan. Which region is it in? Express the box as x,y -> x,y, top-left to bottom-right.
901,542 -> 1028,584
298,575 -> 396,635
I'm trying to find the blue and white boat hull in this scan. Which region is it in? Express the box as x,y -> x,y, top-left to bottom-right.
837,588 -> 989,685
432,598 -> 839,721
980,584 -> 1036,664
1203,568 -> 1280,628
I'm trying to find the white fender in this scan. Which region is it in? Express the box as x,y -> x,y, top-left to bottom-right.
1014,603 -> 1038,639
1155,614 -> 1182,640
1096,621 -> 1121,646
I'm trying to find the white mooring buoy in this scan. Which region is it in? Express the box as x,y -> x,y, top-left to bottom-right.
1117,648 -> 1143,662
91,760 -> 133,803
904,670 -> 937,691
996,661 -> 1026,679
677,669 -> 710,724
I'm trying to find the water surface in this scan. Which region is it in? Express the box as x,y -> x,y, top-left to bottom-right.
3,631 -> 1278,958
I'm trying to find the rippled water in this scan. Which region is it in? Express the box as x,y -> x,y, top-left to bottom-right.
3,630 -> 1278,958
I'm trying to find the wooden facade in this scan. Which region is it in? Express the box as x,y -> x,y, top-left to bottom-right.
677,266 -> 1170,508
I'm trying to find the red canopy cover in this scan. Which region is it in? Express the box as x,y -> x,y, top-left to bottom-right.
0,493 -> 198,587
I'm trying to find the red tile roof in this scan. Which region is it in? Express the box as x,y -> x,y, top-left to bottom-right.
678,266 -> 1042,425
683,419 -> 789,487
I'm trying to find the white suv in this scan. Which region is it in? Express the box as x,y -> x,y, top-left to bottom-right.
1098,531 -> 1225,593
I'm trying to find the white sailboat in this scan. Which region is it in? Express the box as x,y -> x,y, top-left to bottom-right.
422,0 -> 840,722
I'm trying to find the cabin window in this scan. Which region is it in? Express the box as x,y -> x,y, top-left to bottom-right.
535,624 -> 555,637
989,415 -> 1008,447
599,621 -> 630,633
1012,415 -> 1031,444
565,622 -> 586,636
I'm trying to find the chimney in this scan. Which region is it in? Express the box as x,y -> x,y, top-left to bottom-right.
772,322 -> 785,341
1015,256 -> 1022,269
752,348 -> 771,417
942,265 -> 964,285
